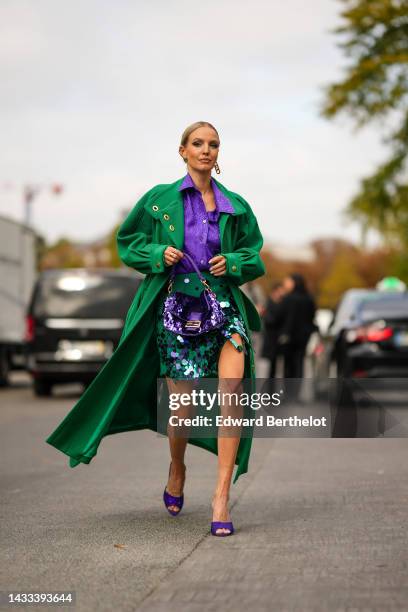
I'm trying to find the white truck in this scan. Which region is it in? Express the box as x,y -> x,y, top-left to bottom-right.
0,215 -> 37,385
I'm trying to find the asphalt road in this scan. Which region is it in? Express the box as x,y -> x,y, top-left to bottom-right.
1,372 -> 408,612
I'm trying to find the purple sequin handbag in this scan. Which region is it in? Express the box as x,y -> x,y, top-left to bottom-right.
163,252 -> 226,337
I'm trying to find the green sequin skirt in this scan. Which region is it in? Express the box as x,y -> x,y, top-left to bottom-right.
155,283 -> 250,379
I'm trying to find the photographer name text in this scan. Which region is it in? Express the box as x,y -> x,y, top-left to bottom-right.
168,415 -> 327,428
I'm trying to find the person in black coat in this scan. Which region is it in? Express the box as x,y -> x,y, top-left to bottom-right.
261,282 -> 284,386
276,273 -> 316,400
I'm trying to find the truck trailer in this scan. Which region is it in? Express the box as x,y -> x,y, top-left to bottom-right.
0,215 -> 37,385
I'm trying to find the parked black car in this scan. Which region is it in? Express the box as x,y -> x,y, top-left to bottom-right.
312,289 -> 408,397
26,268 -> 142,396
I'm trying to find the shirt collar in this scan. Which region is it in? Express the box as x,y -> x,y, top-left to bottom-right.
178,173 -> 235,215
178,173 -> 196,191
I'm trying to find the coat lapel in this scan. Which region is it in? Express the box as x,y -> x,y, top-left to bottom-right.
144,180 -> 185,249
144,176 -> 246,251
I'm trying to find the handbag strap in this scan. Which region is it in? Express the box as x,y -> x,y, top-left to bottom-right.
169,251 -> 207,282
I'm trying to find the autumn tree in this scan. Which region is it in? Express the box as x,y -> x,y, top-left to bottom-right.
320,0 -> 408,249
106,224 -> 122,268
40,238 -> 85,270
318,251 -> 366,308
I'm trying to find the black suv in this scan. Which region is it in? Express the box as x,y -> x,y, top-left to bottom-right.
26,268 -> 142,396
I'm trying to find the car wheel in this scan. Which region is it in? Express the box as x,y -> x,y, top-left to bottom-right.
33,379 -> 52,397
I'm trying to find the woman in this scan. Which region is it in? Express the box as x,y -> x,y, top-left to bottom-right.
46,121 -> 265,536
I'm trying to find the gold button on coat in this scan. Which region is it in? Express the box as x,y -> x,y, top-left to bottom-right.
169,224 -> 175,231
152,205 -> 159,211
163,213 -> 170,220
232,265 -> 237,271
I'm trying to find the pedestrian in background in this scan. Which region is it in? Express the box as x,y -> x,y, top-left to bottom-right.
276,273 -> 316,401
261,282 -> 284,390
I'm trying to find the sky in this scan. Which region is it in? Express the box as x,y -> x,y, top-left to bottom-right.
0,0 -> 388,248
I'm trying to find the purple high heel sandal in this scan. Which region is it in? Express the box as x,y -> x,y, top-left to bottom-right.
211,521 -> 234,536
163,462 -> 185,516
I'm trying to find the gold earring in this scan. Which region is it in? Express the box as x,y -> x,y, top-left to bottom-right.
214,161 -> 221,174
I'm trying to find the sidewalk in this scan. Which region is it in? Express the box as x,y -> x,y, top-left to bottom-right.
2,381 -> 408,612
137,437 -> 408,612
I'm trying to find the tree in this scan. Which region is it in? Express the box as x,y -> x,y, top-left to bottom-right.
106,224 -> 122,268
318,251 -> 366,309
320,0 -> 408,248
34,234 -> 48,271
40,238 -> 85,270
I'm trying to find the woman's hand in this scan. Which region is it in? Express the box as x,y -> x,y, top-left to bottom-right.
208,255 -> 227,276
163,246 -> 184,266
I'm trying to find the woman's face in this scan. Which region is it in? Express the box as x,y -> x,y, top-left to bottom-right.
179,126 -> 220,173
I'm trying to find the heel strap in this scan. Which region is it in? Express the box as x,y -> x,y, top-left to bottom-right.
211,521 -> 234,533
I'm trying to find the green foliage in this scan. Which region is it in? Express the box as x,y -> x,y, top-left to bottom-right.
388,249 -> 408,283
320,0 -> 408,248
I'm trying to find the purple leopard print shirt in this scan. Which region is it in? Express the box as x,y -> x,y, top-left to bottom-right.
173,173 -> 235,275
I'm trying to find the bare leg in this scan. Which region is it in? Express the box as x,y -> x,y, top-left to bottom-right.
164,377 -> 194,513
212,332 -> 245,534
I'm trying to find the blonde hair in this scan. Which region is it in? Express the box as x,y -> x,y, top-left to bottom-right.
180,121 -> 220,147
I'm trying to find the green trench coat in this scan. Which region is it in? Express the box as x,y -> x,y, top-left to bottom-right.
45,176 -> 265,483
